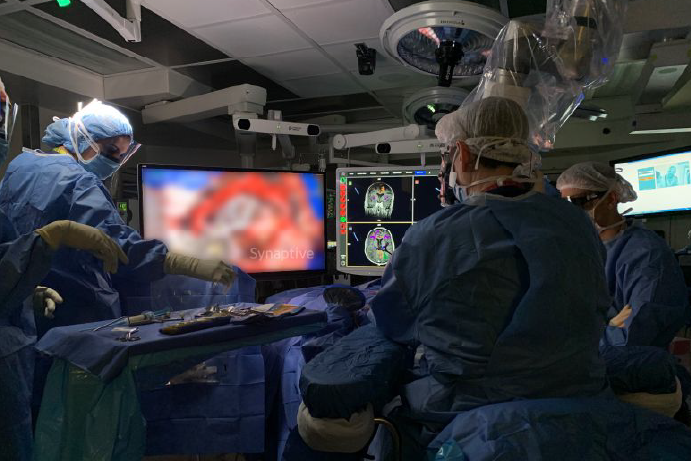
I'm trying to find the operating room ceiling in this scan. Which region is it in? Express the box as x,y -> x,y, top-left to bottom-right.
0,0 -> 547,122
0,0 -> 691,156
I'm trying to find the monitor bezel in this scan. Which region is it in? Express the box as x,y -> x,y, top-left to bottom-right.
610,145 -> 691,218
335,165 -> 441,276
137,163 -> 327,279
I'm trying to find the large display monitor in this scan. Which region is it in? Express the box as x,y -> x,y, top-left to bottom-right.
138,165 -> 326,276
613,146 -> 691,217
336,166 -> 442,276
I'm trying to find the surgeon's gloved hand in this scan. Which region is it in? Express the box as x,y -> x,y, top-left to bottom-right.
610,304 -> 632,328
164,252 -> 236,288
33,286 -> 63,319
35,220 -> 129,274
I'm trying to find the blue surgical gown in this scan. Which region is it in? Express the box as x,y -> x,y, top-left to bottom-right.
370,189 -> 610,452
0,150 -> 168,330
0,211 -> 54,461
602,220 -> 690,348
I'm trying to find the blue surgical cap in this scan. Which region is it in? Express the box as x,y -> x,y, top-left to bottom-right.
42,100 -> 133,155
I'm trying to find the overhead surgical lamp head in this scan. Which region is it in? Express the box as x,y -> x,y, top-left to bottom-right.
379,1 -> 507,83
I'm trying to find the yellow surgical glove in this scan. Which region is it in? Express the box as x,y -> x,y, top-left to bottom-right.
609,304 -> 632,328
164,252 -> 236,288
33,286 -> 63,319
35,220 -> 129,274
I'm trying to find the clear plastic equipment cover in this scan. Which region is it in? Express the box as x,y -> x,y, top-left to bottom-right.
466,0 -> 627,151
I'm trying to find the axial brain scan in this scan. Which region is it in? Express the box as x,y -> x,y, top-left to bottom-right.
365,227 -> 395,265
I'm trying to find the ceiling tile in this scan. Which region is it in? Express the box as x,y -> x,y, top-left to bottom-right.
280,73 -> 363,98
195,14 -> 312,57
243,49 -> 340,81
144,0 -> 270,29
322,38 -> 399,72
282,0 -> 393,45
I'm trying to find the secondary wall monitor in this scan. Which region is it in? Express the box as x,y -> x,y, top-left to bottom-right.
139,164 -> 326,277
613,146 -> 691,217
336,166 -> 442,276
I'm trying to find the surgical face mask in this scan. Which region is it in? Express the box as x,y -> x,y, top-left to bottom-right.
448,168 -> 466,202
82,153 -> 120,180
584,189 -> 630,235
443,146 -> 465,203
449,150 -> 536,202
72,132 -> 140,180
585,193 -> 601,220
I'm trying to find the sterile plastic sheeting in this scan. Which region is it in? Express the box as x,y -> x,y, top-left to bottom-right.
148,270 -> 257,312
466,0 -> 627,151
427,395 -> 691,461
300,324 -> 412,419
266,287 -> 321,305
601,345 -> 678,395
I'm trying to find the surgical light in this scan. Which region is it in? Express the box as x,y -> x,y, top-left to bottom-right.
380,1 -> 507,82
403,86 -> 469,130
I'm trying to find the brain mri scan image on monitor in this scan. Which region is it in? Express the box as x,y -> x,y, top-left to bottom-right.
336,167 -> 441,276
365,182 -> 394,219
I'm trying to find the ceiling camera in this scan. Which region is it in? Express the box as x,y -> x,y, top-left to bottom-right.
356,43 -> 377,75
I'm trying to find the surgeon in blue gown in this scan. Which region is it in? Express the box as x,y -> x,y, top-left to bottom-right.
0,87 -> 129,461
0,217 -> 129,461
0,100 -> 236,334
557,162 -> 690,349
294,98 -> 611,460
558,162 -> 691,419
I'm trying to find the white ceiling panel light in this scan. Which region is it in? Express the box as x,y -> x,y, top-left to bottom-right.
403,86 -> 469,129
380,1 -> 506,85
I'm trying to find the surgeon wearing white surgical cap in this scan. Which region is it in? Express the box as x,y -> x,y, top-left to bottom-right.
339,97 -> 613,459
558,162 -> 689,350
435,97 -> 542,204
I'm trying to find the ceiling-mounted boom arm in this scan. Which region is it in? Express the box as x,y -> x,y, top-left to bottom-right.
332,124 -> 426,150
81,0 -> 142,43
